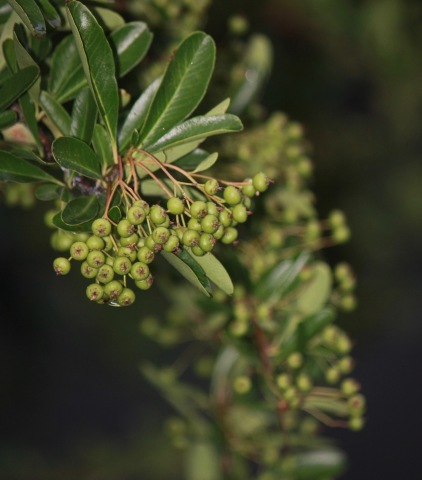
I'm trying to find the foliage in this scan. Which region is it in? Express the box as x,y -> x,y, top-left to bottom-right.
0,0 -> 365,478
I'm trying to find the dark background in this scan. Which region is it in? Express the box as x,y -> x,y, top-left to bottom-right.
1,0 -> 422,478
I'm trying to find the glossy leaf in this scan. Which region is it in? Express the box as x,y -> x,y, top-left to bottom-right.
37,0 -> 60,28
70,87 -> 97,144
0,149 -> 61,183
92,124 -> 113,168
61,195 -> 99,226
139,32 -> 216,147
145,114 -> 243,153
6,0 -> 46,37
48,35 -> 86,103
109,21 -> 152,77
52,136 -> 102,180
188,250 -> 234,295
118,77 -> 161,153
52,211 -> 91,232
66,1 -> 119,148
39,90 -> 71,136
161,249 -> 212,297
0,65 -> 39,111
296,262 -> 332,315
0,110 -> 17,129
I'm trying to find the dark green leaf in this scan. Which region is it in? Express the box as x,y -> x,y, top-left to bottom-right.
118,77 -> 161,153
70,87 -> 97,143
48,35 -> 86,103
92,124 -> 113,168
187,250 -> 233,295
0,65 -> 39,111
52,211 -> 91,232
34,183 -> 62,200
161,249 -> 212,297
0,110 -> 17,129
173,148 -> 211,171
108,205 -> 121,223
0,149 -> 61,183
109,21 -> 152,78
6,0 -> 46,37
67,1 -> 119,151
52,136 -> 102,180
39,90 -> 71,136
28,33 -> 51,62
37,0 -> 61,28
139,32 -> 216,148
300,308 -> 336,342
145,114 -> 243,153
13,28 -> 40,104
61,195 -> 99,226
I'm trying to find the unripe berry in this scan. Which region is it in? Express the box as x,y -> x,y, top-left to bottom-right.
204,178 -> 219,195
233,376 -> 251,394
333,225 -> 351,244
276,374 -> 291,390
127,205 -> 146,225
135,274 -> 153,290
53,257 -> 71,275
206,202 -> 219,216
199,233 -> 216,252
92,218 -> 112,237
232,204 -> 248,223
119,232 -> 139,247
133,199 -> 150,215
103,280 -> 123,299
182,229 -> 200,247
191,245 -> 206,256
163,235 -> 180,253
81,261 -> 98,279
137,246 -> 155,264
86,250 -> 106,268
326,367 -> 341,384
201,214 -> 220,234
341,378 -> 360,397
287,352 -> 303,370
70,241 -> 89,261
96,264 -> 114,284
218,209 -> 232,227
149,205 -> 167,225
348,394 -> 366,414
167,197 -> 185,215
190,201 -> 207,219
221,227 -> 238,244
117,287 -> 135,306
328,209 -> 346,228
213,224 -> 224,240
252,172 -> 270,192
130,262 -> 150,281
296,373 -> 312,392
242,182 -> 256,198
117,219 -> 135,238
86,235 -> 105,251
86,283 -> 104,301
50,231 -> 73,251
152,226 -> 170,245
113,256 -> 132,275
223,186 -> 241,205
187,218 -> 202,232
348,416 -> 364,431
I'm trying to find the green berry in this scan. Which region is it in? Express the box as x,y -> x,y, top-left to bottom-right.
102,236 -> 113,251
81,261 -> 98,279
70,241 -> 89,261
348,416 -> 364,431
137,246 -> 155,264
119,232 -> 139,247
190,201 -> 207,219
296,373 -> 312,392
149,205 -> 167,225
219,210 -> 233,227
191,245 -> 206,256
167,197 -> 185,215
117,219 -> 135,238
152,226 -> 170,245
223,186 -> 241,205
213,224 -> 224,240
133,199 -> 150,215
127,205 -> 146,225
96,264 -> 114,284
348,394 -> 366,414
201,214 -> 220,234
333,225 -> 351,243
103,280 -> 123,299
163,235 -> 180,253
117,287 -> 135,306
117,246 -> 137,262
206,202 -> 219,216
182,229 -> 200,247
232,204 -> 248,223
199,233 -> 216,252
341,378 -> 360,397
287,352 -> 303,369
204,178 -> 219,195
328,210 -> 346,228
242,182 -> 256,198
53,257 -> 71,275
113,256 -> 132,275
50,231 -> 73,252
92,218 -> 112,237
86,235 -> 105,251
252,172 -> 270,192
233,376 -> 251,394
135,274 -> 153,290
221,227 -> 238,244
276,374 -> 291,390
187,218 -> 202,232
326,367 -> 341,384
86,250 -> 106,268
86,283 -> 104,302
130,262 -> 150,281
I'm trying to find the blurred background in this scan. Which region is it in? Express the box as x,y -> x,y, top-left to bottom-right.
1,0 -> 421,478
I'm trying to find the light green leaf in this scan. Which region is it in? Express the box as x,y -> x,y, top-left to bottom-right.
188,250 -> 233,295
52,136 -> 102,180
118,77 -> 161,153
0,149 -> 61,183
48,35 -> 86,103
92,124 -> 113,168
192,152 -> 218,173
66,0 -> 119,150
139,32 -> 216,147
70,87 -> 97,144
92,6 -> 124,30
290,448 -> 347,479
61,195 -> 99,226
145,114 -> 243,153
6,0 -> 45,37
0,65 -> 39,111
0,110 -> 17,129
296,262 -> 332,315
109,21 -> 153,78
206,98 -> 230,116
39,90 -> 71,136
186,442 -> 222,480
161,249 -> 212,297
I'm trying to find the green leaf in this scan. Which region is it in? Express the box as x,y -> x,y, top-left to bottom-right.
37,0 -> 61,28
109,21 -> 153,78
173,148 -> 211,171
118,77 -> 161,153
92,6 -> 124,30
48,35 -> 86,103
139,32 -> 216,148
39,90 -> 71,136
108,205 -> 121,223
66,0 -> 119,150
187,250 -> 233,295
0,110 -> 17,129
70,87 -> 97,144
61,195 -> 99,226
6,0 -> 46,37
296,262 -> 332,315
192,152 -> 218,173
52,211 -> 91,232
301,308 -> 336,341
0,65 -> 39,111
145,114 -> 243,153
92,124 -> 113,168
35,183 -> 62,201
52,136 -> 102,180
186,442 -> 222,480
291,448 -> 347,479
161,249 -> 212,297
206,97 -> 231,116
0,149 -> 61,183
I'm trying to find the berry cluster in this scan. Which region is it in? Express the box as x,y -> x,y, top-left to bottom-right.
52,172 -> 271,307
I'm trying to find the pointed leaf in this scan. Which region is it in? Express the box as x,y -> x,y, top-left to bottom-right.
118,77 -> 161,153
0,65 -> 39,111
48,35 -> 86,103
0,149 -> 61,183
92,124 -> 113,168
206,98 -> 231,116
145,114 -> 243,153
66,0 -> 119,148
188,250 -> 234,295
13,27 -> 40,105
92,6 -> 124,30
37,0 -> 61,28
52,211 -> 91,232
139,32 -> 216,147
296,262 -> 332,315
70,87 -> 97,143
39,90 -> 71,136
0,110 -> 17,129
192,152 -> 218,173
109,21 -> 153,78
6,0 -> 46,37
173,148 -> 211,171
52,136 -> 102,180
61,195 -> 99,226
161,249 -> 212,297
